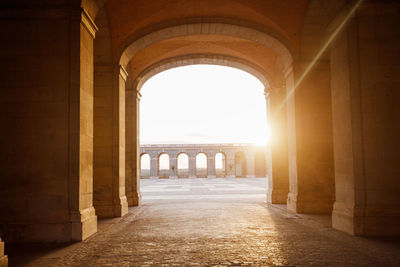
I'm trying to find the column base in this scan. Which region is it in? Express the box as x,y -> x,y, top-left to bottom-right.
94,196 -> 128,218
332,201 -> 400,236
267,189 -> 288,204
0,208 -> 97,243
332,202 -> 360,235
189,176 -> 196,179
0,256 -> 6,267
207,175 -> 216,178
149,176 -> 158,179
169,175 -> 178,179
70,206 -> 98,241
127,191 -> 142,206
0,238 -> 8,267
287,193 -> 333,214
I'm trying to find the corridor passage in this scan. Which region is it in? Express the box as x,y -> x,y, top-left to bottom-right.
8,179 -> 400,266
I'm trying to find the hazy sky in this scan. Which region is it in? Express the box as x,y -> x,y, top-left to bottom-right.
140,65 -> 269,145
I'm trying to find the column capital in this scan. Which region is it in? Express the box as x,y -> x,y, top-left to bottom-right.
80,8 -> 98,38
283,63 -> 294,79
119,65 -> 129,81
266,84 -> 286,96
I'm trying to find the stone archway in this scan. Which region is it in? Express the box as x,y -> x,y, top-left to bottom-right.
91,0 -> 347,237
115,20 -> 295,211
116,26 -> 292,216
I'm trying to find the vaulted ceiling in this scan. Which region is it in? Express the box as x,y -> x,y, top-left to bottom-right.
94,0 -> 349,86
105,0 -> 309,56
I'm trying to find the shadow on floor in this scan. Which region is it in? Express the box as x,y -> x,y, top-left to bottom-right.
6,242 -> 76,267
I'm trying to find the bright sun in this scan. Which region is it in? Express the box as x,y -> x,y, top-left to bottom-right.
249,125 -> 271,146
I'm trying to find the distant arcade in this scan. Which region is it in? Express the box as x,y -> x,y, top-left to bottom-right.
140,144 -> 267,179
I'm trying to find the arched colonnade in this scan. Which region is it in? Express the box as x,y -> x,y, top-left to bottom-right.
140,144 -> 267,179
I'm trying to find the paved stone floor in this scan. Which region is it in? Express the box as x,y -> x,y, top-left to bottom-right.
6,178 -> 400,266
140,178 -> 268,202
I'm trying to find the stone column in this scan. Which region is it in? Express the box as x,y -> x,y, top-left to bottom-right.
0,238 -> 7,267
285,60 -> 335,214
222,154 -> 227,177
226,152 -> 235,178
246,153 -> 256,178
266,86 -> 289,204
0,7 -> 98,242
207,154 -> 216,178
93,64 -> 129,218
69,8 -> 99,240
188,154 -> 196,178
150,155 -> 158,179
125,81 -> 141,206
330,6 -> 400,236
169,155 -> 177,179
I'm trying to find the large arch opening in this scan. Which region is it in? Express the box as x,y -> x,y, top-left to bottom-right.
114,4 -> 334,231
93,9 -> 298,220
91,15 -> 297,213
115,21 -> 298,211
137,64 -> 271,203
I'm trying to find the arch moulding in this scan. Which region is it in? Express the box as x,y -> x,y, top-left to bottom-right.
133,54 -> 272,92
118,23 -> 294,72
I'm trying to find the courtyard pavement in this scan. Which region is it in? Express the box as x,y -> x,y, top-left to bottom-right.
7,178 -> 400,266
140,178 -> 268,202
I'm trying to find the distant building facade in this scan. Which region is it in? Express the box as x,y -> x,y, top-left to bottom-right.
140,144 -> 268,179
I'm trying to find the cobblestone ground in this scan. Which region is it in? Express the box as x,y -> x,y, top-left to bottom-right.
7,178 -> 400,266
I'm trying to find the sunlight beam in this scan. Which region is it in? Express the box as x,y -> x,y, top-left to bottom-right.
274,0 -> 364,115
